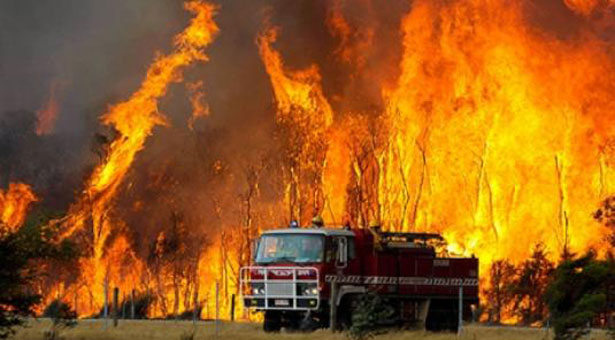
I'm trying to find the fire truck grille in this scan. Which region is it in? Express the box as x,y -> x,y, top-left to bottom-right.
266,282 -> 294,296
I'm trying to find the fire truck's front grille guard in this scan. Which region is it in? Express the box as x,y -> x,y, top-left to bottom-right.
240,266 -> 320,310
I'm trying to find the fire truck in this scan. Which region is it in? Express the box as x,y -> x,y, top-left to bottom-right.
240,224 -> 479,332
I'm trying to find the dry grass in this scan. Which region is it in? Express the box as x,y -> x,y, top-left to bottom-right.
10,319 -> 612,340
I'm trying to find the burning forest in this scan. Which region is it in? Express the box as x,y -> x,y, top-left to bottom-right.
3,0 -> 615,329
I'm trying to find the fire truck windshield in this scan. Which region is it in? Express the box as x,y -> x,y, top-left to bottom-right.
255,234 -> 324,264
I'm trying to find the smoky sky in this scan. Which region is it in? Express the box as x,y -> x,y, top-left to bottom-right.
0,0 -> 406,147
0,0 -> 187,134
0,0 -> 392,239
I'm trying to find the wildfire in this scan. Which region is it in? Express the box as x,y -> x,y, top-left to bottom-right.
257,0 -> 615,280
0,183 -> 38,233
13,0 -> 615,323
377,0 -> 615,273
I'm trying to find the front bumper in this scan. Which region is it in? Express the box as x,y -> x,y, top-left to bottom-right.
243,297 -> 319,309
240,266 -> 321,311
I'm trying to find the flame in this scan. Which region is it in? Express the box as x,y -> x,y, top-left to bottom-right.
257,25 -> 334,223
257,26 -> 333,125
564,0 -> 615,15
326,0 -> 374,69
36,81 -> 62,136
257,0 -> 615,298
376,0 -> 615,272
60,0 -> 219,238
187,81 -> 209,129
0,183 -> 38,233
45,0 -> 219,317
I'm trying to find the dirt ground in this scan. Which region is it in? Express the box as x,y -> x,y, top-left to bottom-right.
11,319 -> 611,340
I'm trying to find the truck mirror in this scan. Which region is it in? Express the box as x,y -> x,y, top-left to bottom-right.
336,237 -> 348,268
251,239 -> 259,261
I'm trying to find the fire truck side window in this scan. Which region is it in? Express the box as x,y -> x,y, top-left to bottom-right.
325,236 -> 355,262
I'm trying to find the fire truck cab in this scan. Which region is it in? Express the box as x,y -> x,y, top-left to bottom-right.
240,224 -> 478,332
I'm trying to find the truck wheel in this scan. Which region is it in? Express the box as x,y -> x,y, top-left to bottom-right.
299,316 -> 319,332
285,314 -> 302,332
338,295 -> 359,330
263,311 -> 282,333
425,300 -> 459,332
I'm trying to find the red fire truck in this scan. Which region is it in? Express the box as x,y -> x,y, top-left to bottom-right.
240,224 -> 479,332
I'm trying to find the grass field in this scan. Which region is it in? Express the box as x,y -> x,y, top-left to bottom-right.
11,319 -> 611,340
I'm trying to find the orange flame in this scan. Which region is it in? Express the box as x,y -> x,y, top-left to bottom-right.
36,81 -> 62,136
61,1 -> 219,239
326,1 -> 374,69
257,26 -> 333,125
564,0 -> 615,15
257,25 -> 334,223
0,183 -> 38,233
48,0 -> 219,317
187,81 -> 209,129
257,0 -> 615,285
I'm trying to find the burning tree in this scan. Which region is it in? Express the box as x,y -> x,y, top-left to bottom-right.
148,212 -> 206,318
594,196 -> 615,251
36,0 -> 221,317
509,243 -> 554,325
483,259 -> 516,324
342,115 -> 386,227
258,25 -> 333,225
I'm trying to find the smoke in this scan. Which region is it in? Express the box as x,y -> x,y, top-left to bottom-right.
0,0 -> 190,211
0,0 -> 402,207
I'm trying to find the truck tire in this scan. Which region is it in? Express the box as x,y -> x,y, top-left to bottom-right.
425,300 -> 458,332
338,295 -> 359,330
298,315 -> 319,332
263,311 -> 282,333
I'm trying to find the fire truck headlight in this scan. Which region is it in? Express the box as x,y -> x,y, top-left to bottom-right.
251,284 -> 265,295
303,285 -> 319,296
